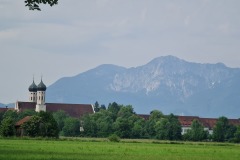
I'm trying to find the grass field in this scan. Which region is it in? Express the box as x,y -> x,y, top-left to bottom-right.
0,138 -> 240,160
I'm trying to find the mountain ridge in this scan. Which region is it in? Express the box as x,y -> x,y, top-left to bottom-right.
46,56 -> 240,118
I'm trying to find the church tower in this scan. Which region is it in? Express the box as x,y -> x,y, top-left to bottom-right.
35,78 -> 47,112
28,79 -> 37,102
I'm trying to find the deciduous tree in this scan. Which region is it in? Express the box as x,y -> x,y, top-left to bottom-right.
212,116 -> 236,142
183,119 -> 208,141
22,111 -> 59,138
62,117 -> 80,137
0,117 -> 15,137
155,114 -> 182,140
25,0 -> 58,11
53,110 -> 69,132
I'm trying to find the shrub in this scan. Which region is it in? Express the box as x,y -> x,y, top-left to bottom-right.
108,134 -> 120,142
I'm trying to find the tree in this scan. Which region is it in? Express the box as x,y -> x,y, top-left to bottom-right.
155,118 -> 170,140
53,110 -> 69,132
22,115 -> 42,137
38,111 -> 59,137
2,110 -> 18,121
113,106 -> 136,138
225,124 -> 237,141
0,110 -> 18,137
62,117 -> 80,137
22,111 -> 59,138
144,110 -> 164,138
17,109 -> 37,121
212,116 -> 236,142
0,117 -> 15,137
94,110 -> 113,137
234,126 -> 240,143
25,0 -> 58,11
132,118 -> 145,138
149,110 -> 164,121
100,104 -> 106,110
183,119 -> 208,141
107,102 -> 121,120
0,111 -> 7,124
94,101 -> 100,112
167,114 -> 182,140
155,114 -> 182,140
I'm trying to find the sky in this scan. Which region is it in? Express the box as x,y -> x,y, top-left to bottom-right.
1,0 -> 240,104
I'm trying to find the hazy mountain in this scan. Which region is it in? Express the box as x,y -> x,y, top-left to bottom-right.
0,103 -> 14,108
46,56 -> 240,118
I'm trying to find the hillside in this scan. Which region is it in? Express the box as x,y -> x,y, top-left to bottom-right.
46,56 -> 240,118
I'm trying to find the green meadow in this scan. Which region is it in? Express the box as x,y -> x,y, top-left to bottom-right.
0,138 -> 240,160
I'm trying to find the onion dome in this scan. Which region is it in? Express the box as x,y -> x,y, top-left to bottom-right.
37,79 -> 47,91
28,80 -> 37,92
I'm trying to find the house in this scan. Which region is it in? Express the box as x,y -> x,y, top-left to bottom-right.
15,116 -> 32,136
138,114 -> 240,135
178,116 -> 240,135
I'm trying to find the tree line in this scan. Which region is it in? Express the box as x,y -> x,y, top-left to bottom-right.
0,101 -> 240,143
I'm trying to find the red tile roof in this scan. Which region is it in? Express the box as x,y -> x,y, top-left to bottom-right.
177,116 -> 240,129
177,116 -> 200,127
137,114 -> 240,129
15,116 -> 32,127
16,102 -> 94,118
46,103 -> 94,118
0,108 -> 14,113
0,108 -> 9,113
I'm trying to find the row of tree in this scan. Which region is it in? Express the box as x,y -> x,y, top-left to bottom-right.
0,102 -> 240,143
85,102 -> 240,142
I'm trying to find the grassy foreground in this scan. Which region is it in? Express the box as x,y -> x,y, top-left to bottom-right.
0,138 -> 240,160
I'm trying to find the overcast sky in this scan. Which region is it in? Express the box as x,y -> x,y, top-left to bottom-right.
1,0 -> 240,104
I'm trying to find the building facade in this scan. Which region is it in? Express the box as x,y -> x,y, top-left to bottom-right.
15,78 -> 94,118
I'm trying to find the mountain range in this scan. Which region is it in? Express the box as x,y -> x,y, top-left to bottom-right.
44,55 -> 240,118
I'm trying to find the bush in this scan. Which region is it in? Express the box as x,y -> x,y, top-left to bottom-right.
0,117 -> 15,137
108,134 -> 120,142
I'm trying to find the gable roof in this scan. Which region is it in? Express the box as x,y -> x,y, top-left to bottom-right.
16,101 -> 94,118
15,116 -> 32,127
46,103 -> 94,118
177,116 -> 240,129
137,114 -> 240,129
177,116 -> 200,127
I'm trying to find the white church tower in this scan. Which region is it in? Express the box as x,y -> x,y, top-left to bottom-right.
35,78 -> 47,112
28,79 -> 37,102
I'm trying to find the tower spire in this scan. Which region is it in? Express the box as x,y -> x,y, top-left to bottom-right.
28,76 -> 37,102
36,75 -> 47,112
